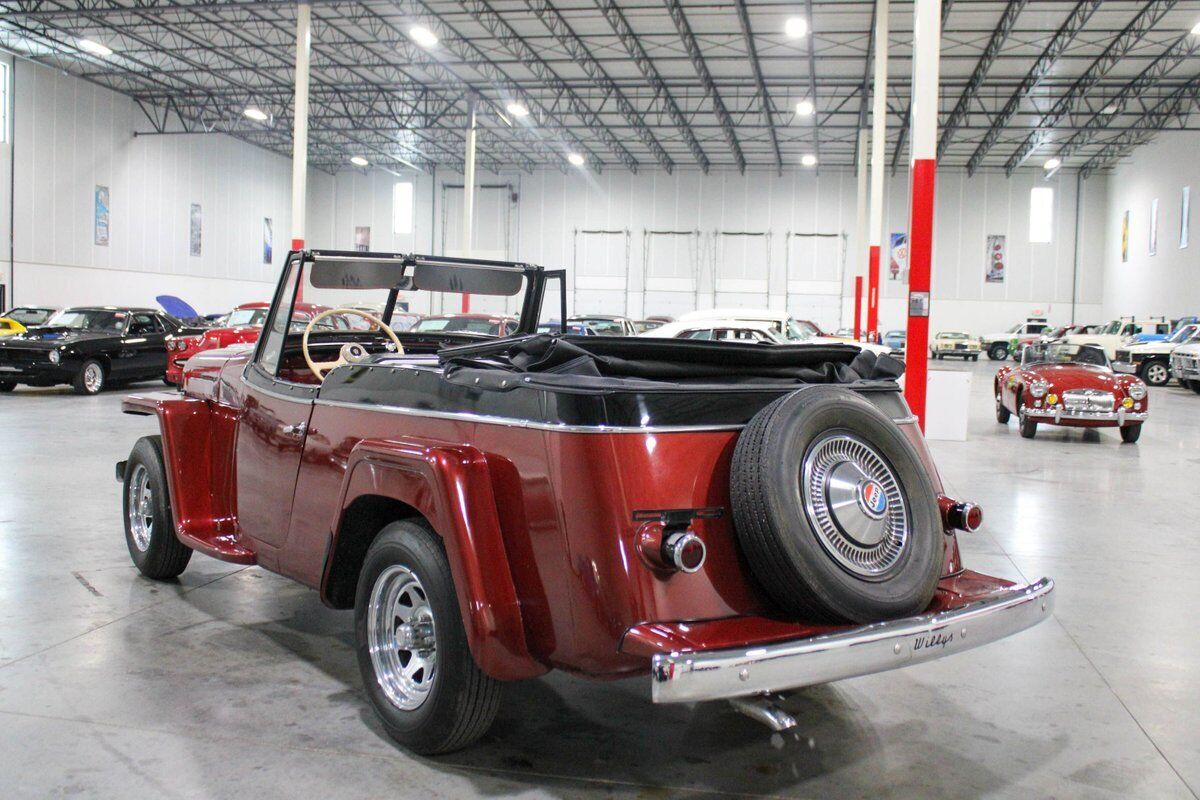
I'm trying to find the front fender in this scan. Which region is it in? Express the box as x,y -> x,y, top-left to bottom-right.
329,437 -> 545,682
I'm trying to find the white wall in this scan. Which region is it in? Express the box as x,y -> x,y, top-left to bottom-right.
6,59 -> 317,313
1101,131 -> 1200,321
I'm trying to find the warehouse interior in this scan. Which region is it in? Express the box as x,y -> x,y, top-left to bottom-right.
1,2 -> 1199,798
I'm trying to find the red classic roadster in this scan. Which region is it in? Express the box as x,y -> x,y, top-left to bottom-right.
994,343 -> 1148,442
117,251 -> 1054,754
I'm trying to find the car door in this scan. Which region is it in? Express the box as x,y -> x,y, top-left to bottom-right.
234,257 -> 314,551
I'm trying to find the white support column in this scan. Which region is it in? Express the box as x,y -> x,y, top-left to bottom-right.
853,127 -> 869,338
905,0 -> 942,429
289,2 -> 311,252
866,0 -> 889,338
460,101 -> 477,313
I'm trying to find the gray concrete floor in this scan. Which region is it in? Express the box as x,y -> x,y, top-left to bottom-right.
0,362 -> 1197,799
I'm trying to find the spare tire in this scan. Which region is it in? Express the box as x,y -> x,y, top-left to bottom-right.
730,386 -> 943,624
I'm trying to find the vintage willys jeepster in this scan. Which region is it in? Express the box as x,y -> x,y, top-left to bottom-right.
118,251 -> 1055,754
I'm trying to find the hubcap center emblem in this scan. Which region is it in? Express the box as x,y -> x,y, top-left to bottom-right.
857,479 -> 888,519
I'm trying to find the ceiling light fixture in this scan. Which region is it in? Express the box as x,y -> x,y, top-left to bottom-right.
567,152 -> 585,167
243,108 -> 268,122
506,102 -> 530,118
1192,20 -> 1200,35
1043,157 -> 1062,171
408,25 -> 438,48
77,38 -> 113,57
350,155 -> 369,167
785,17 -> 808,39
801,153 -> 817,167
1101,103 -> 1118,115
796,99 -> 815,116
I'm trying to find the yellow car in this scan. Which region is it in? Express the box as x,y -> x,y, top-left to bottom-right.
0,317 -> 27,337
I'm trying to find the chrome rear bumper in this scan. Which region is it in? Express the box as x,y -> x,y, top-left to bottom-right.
650,577 -> 1054,704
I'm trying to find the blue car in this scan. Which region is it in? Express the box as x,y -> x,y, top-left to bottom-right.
883,330 -> 906,351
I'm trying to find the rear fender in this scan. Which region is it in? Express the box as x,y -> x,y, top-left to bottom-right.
329,437 -> 545,681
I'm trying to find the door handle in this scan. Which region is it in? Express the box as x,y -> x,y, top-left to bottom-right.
282,422 -> 307,437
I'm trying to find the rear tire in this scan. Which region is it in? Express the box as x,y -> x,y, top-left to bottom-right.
730,387 -> 943,624
123,436 -> 192,579
1192,381 -> 1200,395
1138,361 -> 1169,387
354,519 -> 502,755
73,358 -> 106,395
988,343 -> 1009,361
0,381 -> 14,393
1120,424 -> 1142,444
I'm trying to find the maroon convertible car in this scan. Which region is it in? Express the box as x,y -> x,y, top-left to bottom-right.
117,250 -> 1055,754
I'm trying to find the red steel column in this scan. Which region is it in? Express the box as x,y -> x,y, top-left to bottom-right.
854,276 -> 864,339
904,0 -> 941,430
866,0 -> 889,340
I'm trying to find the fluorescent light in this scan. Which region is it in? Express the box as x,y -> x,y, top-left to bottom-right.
1101,103 -> 1118,115
784,17 -> 808,38
567,152 -> 585,167
1192,19 -> 1200,35
77,38 -> 112,57
505,102 -> 530,118
243,107 -> 268,122
350,155 -> 369,167
408,25 -> 438,48
1043,157 -> 1062,171
795,99 -> 814,116
801,153 -> 817,167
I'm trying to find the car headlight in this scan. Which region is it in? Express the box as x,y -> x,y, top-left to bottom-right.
1029,380 -> 1049,398
1128,382 -> 1147,400
48,349 -> 61,364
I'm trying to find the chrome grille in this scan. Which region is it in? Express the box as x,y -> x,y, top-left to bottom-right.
1062,389 -> 1115,412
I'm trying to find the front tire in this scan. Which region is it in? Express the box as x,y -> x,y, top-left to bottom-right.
73,358 -> 107,395
1120,424 -> 1142,444
354,519 -> 502,755
1191,381 -> 1200,396
1138,361 -> 1169,387
988,343 -> 1009,361
123,436 -> 192,579
0,381 -> 14,393
1018,409 -> 1038,439
995,392 -> 1011,424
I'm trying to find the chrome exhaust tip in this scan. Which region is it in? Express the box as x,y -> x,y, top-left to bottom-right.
728,695 -> 798,732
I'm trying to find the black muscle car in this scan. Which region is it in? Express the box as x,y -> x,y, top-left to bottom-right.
0,307 -> 185,394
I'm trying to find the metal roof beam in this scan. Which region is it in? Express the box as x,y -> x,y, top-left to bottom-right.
1004,0 -> 1177,175
966,0 -> 1101,176
662,0 -> 746,173
732,0 -> 783,174
937,0 -> 1027,162
1080,74 -> 1200,177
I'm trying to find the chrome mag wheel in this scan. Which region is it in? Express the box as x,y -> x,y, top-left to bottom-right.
126,464 -> 154,552
367,565 -> 438,711
800,431 -> 911,579
83,362 -> 104,393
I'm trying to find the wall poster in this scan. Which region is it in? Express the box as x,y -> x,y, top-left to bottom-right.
94,186 -> 110,246
263,218 -> 273,264
1121,210 -> 1129,263
354,226 -> 371,252
189,203 -> 202,257
985,234 -> 1006,284
1181,187 -> 1190,249
1150,198 -> 1159,256
888,233 -> 908,281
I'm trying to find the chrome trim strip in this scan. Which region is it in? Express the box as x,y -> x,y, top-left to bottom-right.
312,398 -> 747,434
650,577 -> 1055,704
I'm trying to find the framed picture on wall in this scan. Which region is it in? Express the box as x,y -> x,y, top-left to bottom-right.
1150,198 -> 1159,256
94,186 -> 110,246
263,218 -> 273,264
1121,210 -> 1129,263
354,226 -> 371,252
189,203 -> 202,257
888,233 -> 907,281
985,234 -> 1006,284
1181,187 -> 1190,249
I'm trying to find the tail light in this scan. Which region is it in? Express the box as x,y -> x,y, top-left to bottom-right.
938,494 -> 983,532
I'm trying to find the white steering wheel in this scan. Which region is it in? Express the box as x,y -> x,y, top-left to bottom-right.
301,307 -> 404,382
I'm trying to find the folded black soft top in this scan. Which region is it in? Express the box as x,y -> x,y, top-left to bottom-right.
435,334 -> 904,387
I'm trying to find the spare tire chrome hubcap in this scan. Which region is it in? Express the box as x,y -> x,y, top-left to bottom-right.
801,432 -> 911,578
367,565 -> 437,711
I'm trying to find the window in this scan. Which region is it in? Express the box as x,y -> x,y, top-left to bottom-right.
0,62 -> 9,144
1029,187 -> 1054,243
393,181 -> 413,235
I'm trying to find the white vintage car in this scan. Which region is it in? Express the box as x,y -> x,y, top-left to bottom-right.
668,309 -> 893,356
930,331 -> 982,360
1113,324 -> 1200,386
1065,317 -> 1171,361
1169,339 -> 1200,393
980,318 -> 1051,361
